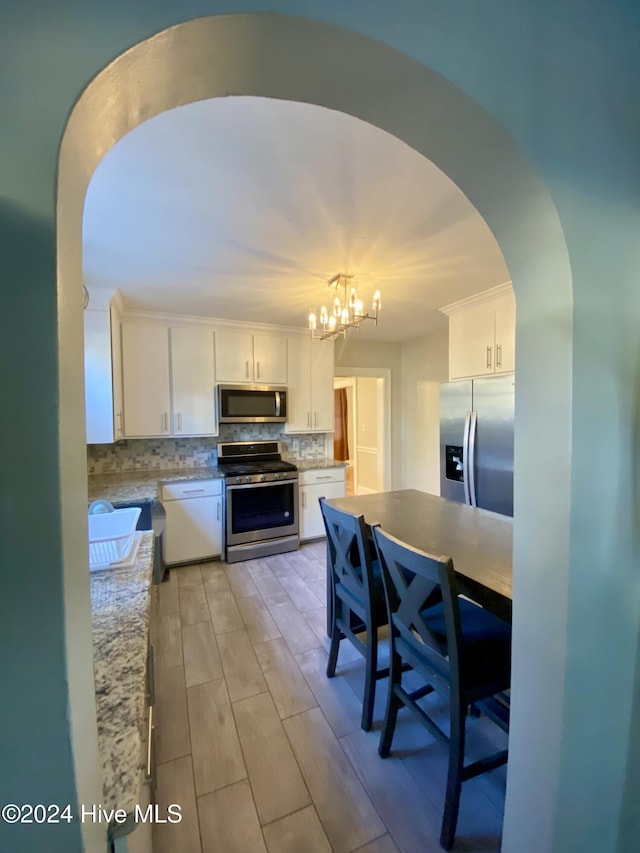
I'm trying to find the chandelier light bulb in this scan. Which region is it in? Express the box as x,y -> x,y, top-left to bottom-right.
308,274 -> 381,340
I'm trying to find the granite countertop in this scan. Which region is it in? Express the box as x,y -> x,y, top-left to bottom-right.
90,531 -> 154,815
291,457 -> 347,472
88,460 -> 343,503
88,466 -> 223,503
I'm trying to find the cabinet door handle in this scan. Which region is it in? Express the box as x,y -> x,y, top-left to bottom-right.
314,412 -> 318,428
302,490 -> 306,508
256,361 -> 260,379
116,411 -> 123,435
245,360 -> 250,378
486,346 -> 492,369
177,412 -> 182,432
496,344 -> 502,368
183,488 -> 206,494
216,500 -> 221,521
316,475 -> 333,480
163,412 -> 169,432
145,704 -> 154,781
145,645 -> 155,705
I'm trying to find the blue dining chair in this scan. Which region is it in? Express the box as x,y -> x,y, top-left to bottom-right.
319,497 -> 389,731
372,524 -> 511,850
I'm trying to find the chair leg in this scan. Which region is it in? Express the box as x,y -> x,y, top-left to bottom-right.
378,648 -> 402,757
326,623 -> 341,678
361,624 -> 378,731
440,697 -> 466,850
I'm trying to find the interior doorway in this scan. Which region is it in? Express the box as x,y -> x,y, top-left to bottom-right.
334,367 -> 391,494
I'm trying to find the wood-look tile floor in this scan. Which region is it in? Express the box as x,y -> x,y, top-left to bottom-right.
152,542 -> 507,853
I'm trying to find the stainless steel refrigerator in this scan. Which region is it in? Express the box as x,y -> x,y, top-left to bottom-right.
440,374 -> 514,517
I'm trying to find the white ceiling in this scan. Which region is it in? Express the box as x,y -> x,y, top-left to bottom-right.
83,96 -> 510,343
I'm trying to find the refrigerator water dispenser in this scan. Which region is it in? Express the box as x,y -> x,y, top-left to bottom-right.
445,445 -> 465,482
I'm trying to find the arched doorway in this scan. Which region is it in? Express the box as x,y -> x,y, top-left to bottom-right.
58,14 -> 572,850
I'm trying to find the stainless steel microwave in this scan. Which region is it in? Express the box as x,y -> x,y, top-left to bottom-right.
218,385 -> 288,423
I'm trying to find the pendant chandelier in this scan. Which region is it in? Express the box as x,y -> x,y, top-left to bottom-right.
308,274 -> 381,341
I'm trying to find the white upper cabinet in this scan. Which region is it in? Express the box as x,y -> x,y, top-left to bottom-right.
121,321 -> 217,438
492,290 -> 516,375
121,322 -> 172,437
114,317 -> 332,439
214,328 -> 254,383
252,333 -> 287,384
110,301 -> 124,440
310,339 -> 335,431
285,336 -> 334,433
84,293 -> 126,444
214,328 -> 287,384
170,326 -> 216,435
286,335 -> 311,431
84,307 -> 116,444
441,284 -> 515,380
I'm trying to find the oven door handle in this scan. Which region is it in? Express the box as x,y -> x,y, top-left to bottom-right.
226,478 -> 298,492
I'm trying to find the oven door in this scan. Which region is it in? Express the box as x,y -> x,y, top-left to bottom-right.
226,479 -> 299,546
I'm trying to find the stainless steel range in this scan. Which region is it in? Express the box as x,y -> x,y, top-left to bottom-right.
217,440 -> 299,563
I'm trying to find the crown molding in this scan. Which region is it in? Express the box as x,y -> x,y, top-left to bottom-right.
119,307 -> 309,336
439,281 -> 513,316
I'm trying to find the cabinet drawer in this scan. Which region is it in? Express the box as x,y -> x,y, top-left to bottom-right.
299,468 -> 346,486
161,479 -> 222,501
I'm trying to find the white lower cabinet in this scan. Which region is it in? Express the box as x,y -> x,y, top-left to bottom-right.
161,479 -> 223,565
110,641 -> 155,853
299,467 -> 346,541
111,777 -> 153,853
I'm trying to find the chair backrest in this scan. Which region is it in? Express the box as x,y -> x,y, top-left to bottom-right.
372,525 -> 462,682
319,497 -> 377,603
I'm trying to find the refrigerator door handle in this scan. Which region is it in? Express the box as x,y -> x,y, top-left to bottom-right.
462,412 -> 472,506
468,410 -> 478,507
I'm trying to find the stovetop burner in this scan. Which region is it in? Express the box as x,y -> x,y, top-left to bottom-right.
217,440 -> 297,484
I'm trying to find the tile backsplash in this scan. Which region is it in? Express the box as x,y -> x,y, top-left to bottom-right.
87,425 -> 329,474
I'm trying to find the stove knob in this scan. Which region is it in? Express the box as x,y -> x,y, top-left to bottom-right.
260,475 -> 267,482
245,476 -> 252,483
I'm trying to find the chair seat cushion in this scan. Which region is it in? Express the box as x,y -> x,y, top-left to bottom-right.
421,599 -> 511,689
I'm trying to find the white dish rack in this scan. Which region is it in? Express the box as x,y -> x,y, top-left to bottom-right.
89,507 -> 141,569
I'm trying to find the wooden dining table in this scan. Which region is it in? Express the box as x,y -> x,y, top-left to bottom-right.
325,489 -> 513,622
